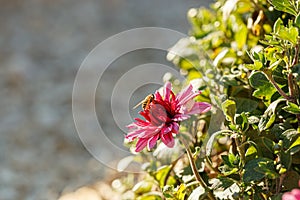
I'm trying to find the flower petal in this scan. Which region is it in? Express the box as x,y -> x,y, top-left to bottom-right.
160,132 -> 175,148
172,122 -> 179,133
161,124 -> 172,134
176,84 -> 193,103
135,138 -> 148,152
173,114 -> 190,121
147,134 -> 160,150
184,102 -> 211,115
163,82 -> 172,101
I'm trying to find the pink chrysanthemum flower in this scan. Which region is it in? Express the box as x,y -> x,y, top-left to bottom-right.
282,189 -> 300,200
126,82 -> 211,152
282,181 -> 300,200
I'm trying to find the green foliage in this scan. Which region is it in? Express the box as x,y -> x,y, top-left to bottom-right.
120,0 -> 300,199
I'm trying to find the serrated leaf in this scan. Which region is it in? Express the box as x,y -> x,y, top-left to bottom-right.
222,99 -> 236,123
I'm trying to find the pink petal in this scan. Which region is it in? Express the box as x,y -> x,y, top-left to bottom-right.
176,84 -> 193,103
163,82 -> 172,101
282,193 -> 297,200
161,124 -> 172,134
135,138 -> 148,152
138,126 -> 163,138
184,102 -> 211,115
172,122 -> 179,133
173,114 -> 190,121
160,132 -> 175,148
126,129 -> 145,141
147,134 -> 159,150
177,91 -> 201,107
291,189 -> 300,199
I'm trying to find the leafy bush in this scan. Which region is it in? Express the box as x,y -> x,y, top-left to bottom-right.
118,0 -> 300,199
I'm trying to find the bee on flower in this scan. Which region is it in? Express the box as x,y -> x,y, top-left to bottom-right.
126,82 -> 211,152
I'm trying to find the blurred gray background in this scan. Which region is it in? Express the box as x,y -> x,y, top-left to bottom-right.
0,0 -> 212,199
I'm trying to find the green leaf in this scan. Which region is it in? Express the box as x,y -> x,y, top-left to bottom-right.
222,99 -> 236,123
283,102 -> 300,114
289,136 -> 300,154
222,154 -> 239,167
271,0 -> 298,16
244,60 -> 263,70
273,18 -> 283,34
154,165 -> 172,188
279,150 -> 291,170
259,137 -> 275,153
243,158 -> 277,183
281,129 -> 299,149
249,71 -> 277,103
174,184 -> 186,200
137,193 -> 163,200
245,145 -> 258,161
187,186 -> 205,200
278,26 -> 299,45
258,113 -> 276,131
255,161 -> 279,179
295,12 -> 300,28
133,180 -> 153,194
258,99 -> 285,131
217,176 -> 235,190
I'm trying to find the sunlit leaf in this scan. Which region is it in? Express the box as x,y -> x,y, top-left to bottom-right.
271,0 -> 297,16
249,71 -> 277,104
133,180 -> 153,195
222,99 -> 236,123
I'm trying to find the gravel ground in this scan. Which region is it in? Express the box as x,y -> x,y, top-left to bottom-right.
0,0 -> 212,199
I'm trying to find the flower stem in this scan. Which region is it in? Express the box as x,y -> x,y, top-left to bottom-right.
180,136 -> 216,200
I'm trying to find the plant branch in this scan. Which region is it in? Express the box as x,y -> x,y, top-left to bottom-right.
180,136 -> 216,200
263,70 -> 290,100
234,135 -> 246,167
163,153 -> 184,186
